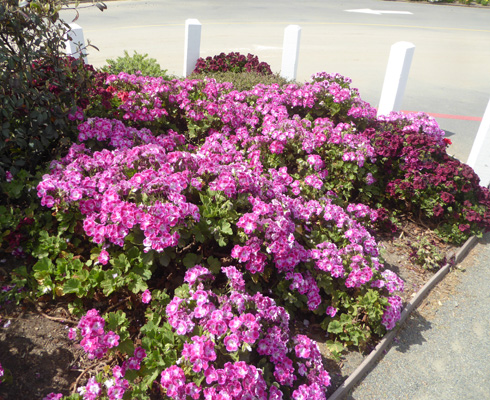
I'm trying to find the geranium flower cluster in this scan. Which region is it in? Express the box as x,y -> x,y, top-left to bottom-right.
68,309 -> 120,360
365,112 -> 490,243
101,70 -> 489,242
193,52 -> 273,75
68,312 -> 149,400
31,68 -> 490,399
37,71 -> 408,338
42,394 -> 63,400
43,362 -> 134,400
37,125 -> 199,259
159,265 -> 331,400
3,216 -> 34,258
75,364 -> 131,400
381,295 -> 403,330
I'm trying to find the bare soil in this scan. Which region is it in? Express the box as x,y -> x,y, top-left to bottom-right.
0,222 -> 459,400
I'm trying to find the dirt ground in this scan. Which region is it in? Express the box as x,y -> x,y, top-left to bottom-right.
0,309 -> 85,400
0,223 -> 460,400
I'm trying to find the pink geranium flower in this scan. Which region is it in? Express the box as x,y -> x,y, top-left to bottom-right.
141,289 -> 151,304
98,249 -> 110,265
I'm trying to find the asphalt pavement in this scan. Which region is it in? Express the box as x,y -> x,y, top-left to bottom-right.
346,232 -> 490,400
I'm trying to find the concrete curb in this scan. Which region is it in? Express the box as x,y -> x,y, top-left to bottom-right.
327,234 -> 480,400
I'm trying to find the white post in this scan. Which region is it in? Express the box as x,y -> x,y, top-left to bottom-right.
65,23 -> 88,64
183,19 -> 202,77
467,97 -> 490,187
280,25 -> 301,81
377,41 -> 416,117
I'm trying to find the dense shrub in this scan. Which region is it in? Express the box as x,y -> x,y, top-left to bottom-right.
0,0 -> 104,182
100,50 -> 173,79
193,52 -> 273,75
364,114 -> 490,243
190,71 -> 290,91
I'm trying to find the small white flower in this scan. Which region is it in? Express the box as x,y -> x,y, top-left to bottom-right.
104,378 -> 115,389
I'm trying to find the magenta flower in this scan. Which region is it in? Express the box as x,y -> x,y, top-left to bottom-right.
134,346 -> 147,361
459,224 -> 470,232
85,376 -> 102,398
102,331 -> 120,348
68,327 -> 77,340
42,394 -> 63,400
224,333 -> 240,352
141,289 -> 151,304
326,306 -> 337,318
98,250 -> 110,265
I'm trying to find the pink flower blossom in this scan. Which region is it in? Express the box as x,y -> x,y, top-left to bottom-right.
42,394 -> 63,400
141,289 -> 151,304
224,333 -> 240,352
326,306 -> 337,318
98,249 -> 110,265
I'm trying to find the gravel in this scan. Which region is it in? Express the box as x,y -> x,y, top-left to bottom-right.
346,233 -> 490,400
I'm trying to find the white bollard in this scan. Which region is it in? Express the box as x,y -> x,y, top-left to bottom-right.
280,25 -> 301,81
377,41 -> 415,117
65,23 -> 88,63
466,97 -> 490,187
183,19 -> 202,77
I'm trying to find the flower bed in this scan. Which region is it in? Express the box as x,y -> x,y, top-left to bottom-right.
1,66 -> 490,399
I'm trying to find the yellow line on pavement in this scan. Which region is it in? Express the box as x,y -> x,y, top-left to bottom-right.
85,21 -> 490,34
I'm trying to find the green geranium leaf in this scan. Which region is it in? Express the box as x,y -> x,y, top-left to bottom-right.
63,278 -> 81,294
183,253 -> 200,269
328,320 -> 343,334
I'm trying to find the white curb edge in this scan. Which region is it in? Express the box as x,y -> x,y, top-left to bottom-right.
327,234 -> 480,400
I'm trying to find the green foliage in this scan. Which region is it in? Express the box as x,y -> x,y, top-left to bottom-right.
99,247 -> 152,296
193,189 -> 241,247
134,290 -> 181,396
409,234 -> 447,270
30,236 -> 154,298
319,289 -> 389,346
191,71 -> 291,91
0,0 -> 105,181
100,50 -> 173,78
0,265 -> 35,305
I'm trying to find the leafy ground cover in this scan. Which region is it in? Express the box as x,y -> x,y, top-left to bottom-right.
1,4 -> 490,397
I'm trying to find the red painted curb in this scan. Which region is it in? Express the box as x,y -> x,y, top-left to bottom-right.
401,111 -> 483,122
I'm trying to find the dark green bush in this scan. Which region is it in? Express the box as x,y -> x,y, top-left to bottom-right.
191,71 -> 291,91
0,0 -> 102,182
100,50 -> 173,78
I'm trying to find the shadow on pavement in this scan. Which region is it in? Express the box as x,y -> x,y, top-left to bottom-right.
391,310 -> 432,353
